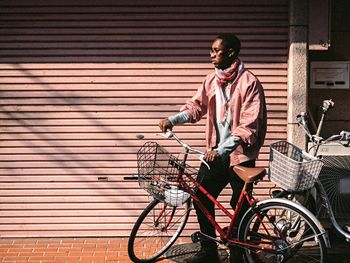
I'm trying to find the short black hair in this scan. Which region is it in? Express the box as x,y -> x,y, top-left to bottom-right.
215,33 -> 241,56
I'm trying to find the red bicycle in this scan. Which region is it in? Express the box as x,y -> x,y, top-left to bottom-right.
127,131 -> 329,263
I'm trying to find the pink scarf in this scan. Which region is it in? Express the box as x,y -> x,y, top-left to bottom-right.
215,59 -> 241,123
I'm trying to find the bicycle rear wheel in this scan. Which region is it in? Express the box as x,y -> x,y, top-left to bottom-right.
128,198 -> 191,263
238,201 -> 327,263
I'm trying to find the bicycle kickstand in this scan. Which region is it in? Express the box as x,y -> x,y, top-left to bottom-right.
191,231 -> 223,245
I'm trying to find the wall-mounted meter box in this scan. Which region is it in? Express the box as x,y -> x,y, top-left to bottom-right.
310,61 -> 349,89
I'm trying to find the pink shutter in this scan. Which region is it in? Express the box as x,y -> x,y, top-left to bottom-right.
0,0 -> 288,237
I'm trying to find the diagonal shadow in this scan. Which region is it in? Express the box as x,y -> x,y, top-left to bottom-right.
1,63 -> 178,217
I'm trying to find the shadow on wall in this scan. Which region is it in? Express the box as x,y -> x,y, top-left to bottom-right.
1,63 -> 152,206
0,0 -> 289,236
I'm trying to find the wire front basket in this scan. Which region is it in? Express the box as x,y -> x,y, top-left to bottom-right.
269,141 -> 324,192
137,141 -> 198,206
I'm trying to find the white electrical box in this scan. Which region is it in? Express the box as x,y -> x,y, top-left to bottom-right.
310,61 -> 349,89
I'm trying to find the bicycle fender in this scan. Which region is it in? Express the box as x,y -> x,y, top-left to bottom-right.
238,198 -> 331,248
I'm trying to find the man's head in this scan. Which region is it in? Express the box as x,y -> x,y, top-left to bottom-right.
210,33 -> 241,70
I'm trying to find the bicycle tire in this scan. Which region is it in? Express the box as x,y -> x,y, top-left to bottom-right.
238,201 -> 327,263
128,198 -> 191,263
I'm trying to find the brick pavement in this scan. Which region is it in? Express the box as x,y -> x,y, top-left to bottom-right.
0,238 -> 140,263
0,237 -> 196,263
0,236 -> 349,263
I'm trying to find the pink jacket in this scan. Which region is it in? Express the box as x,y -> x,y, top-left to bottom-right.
180,69 -> 267,166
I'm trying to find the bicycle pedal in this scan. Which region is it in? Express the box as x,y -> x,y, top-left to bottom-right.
191,231 -> 202,243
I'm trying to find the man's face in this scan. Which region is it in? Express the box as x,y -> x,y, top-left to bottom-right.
210,39 -> 234,70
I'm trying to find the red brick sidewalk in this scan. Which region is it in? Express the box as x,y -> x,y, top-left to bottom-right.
1,236 -> 349,263
0,237 -> 195,263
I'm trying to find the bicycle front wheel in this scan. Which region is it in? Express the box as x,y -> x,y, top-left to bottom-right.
238,201 -> 327,263
128,198 -> 191,263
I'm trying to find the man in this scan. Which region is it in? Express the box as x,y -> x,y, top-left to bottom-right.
159,33 -> 267,263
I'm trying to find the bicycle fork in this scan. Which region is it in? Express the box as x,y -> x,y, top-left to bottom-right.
153,203 -> 175,231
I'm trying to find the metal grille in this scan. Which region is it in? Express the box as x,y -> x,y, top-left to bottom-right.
319,155 -> 350,218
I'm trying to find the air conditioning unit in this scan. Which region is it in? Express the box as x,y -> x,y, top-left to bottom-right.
312,143 -> 350,220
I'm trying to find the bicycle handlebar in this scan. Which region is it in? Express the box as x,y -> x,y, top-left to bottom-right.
296,99 -> 350,153
156,131 -> 210,170
297,112 -> 313,141
297,99 -> 334,138
156,131 -> 203,154
312,131 -> 350,145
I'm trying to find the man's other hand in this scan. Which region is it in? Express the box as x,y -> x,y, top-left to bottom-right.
204,150 -> 220,162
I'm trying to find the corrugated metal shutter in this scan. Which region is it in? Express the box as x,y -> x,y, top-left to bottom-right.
0,0 -> 288,237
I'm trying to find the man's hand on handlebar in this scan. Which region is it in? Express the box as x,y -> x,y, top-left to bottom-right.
159,118 -> 173,132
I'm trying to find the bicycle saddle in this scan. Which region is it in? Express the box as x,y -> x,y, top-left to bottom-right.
233,165 -> 266,183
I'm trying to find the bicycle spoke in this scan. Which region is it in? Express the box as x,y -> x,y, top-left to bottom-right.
240,202 -> 326,263
128,199 -> 191,262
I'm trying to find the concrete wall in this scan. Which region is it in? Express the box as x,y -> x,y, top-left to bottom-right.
309,0 -> 350,138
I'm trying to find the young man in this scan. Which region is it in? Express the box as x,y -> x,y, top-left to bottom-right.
159,33 -> 267,263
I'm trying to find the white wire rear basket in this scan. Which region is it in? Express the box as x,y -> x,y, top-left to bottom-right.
137,141 -> 198,206
269,141 -> 324,192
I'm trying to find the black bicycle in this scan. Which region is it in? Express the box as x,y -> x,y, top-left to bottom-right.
272,99 -> 350,243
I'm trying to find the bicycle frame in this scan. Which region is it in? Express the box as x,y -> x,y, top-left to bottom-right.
173,149 -> 278,253
191,181 -> 268,250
